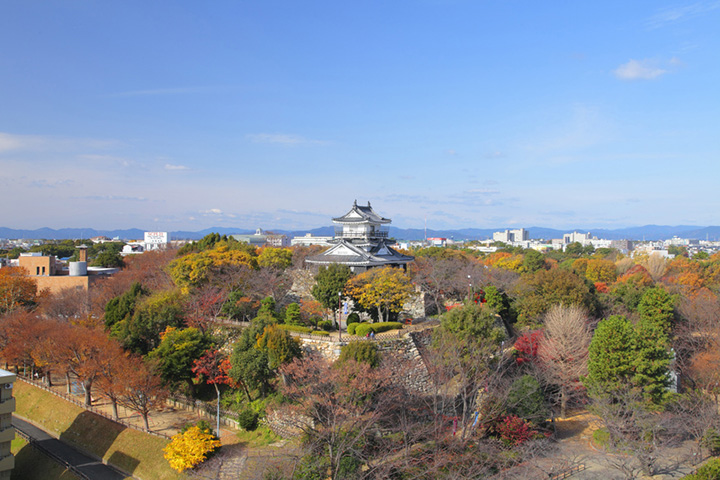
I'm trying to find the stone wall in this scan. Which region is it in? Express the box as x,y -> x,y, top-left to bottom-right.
299,337 -> 345,361
402,286 -> 429,318
298,331 -> 435,394
378,335 -> 434,395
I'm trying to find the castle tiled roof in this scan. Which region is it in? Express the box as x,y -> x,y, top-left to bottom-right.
332,200 -> 391,224
306,239 -> 413,267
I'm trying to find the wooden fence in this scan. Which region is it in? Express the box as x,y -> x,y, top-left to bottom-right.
551,464 -> 586,479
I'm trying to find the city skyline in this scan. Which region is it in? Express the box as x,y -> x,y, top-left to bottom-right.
2,1 -> 719,231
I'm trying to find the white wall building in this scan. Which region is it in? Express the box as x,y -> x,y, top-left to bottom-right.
563,231 -> 592,245
291,233 -> 333,247
493,228 -> 529,243
144,232 -> 169,251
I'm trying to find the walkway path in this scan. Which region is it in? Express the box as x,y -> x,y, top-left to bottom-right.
13,416 -> 127,480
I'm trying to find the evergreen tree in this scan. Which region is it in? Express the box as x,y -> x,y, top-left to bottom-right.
584,315 -> 637,400
506,374 -> 549,424
637,286 -> 675,335
312,264 -> 353,314
149,327 -> 213,391
584,315 -> 672,406
285,302 -> 302,325
633,317 -> 672,404
104,282 -> 147,328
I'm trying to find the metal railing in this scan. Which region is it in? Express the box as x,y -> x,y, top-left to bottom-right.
17,377 -> 171,439
14,424 -> 93,480
334,229 -> 389,239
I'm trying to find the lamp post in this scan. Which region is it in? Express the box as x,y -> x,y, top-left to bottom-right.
338,292 -> 343,341
468,274 -> 472,302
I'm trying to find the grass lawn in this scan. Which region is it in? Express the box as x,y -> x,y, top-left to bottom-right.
235,424 -> 281,448
11,437 -> 80,480
13,381 -> 180,480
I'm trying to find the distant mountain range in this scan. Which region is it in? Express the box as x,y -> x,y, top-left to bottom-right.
3,225 -> 720,242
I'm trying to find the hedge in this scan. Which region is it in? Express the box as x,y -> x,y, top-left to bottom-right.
354,324 -> 374,337
372,322 -> 404,333
347,322 -> 368,335
318,320 -> 334,331
277,324 -> 330,336
354,322 -> 403,337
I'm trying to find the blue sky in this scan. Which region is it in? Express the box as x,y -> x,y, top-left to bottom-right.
1,1 -> 719,231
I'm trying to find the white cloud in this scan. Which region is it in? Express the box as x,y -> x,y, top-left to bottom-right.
28,179 -> 75,189
0,132 -> 117,153
246,133 -> 327,145
614,59 -> 668,80
164,163 -> 189,171
75,195 -> 148,202
646,1 -> 720,29
202,208 -> 223,215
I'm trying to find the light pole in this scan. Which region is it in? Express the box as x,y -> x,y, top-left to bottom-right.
338,292 -> 343,341
468,274 -> 472,303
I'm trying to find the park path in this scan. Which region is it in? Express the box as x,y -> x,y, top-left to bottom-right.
13,415 -> 128,480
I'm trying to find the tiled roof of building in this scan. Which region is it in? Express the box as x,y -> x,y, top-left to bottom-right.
306,239 -> 412,266
332,200 -> 391,224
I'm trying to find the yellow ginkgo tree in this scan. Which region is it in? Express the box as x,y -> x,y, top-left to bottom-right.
163,425 -> 221,472
345,266 -> 415,322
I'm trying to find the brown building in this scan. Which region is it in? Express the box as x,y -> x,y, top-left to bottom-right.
16,252 -> 115,295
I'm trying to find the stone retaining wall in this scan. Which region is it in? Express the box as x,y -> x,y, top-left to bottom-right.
299,337 -> 346,361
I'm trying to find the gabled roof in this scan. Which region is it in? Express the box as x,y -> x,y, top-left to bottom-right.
306,239 -> 413,267
332,200 -> 391,224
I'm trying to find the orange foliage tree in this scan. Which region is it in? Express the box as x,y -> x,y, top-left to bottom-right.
0,267 -> 37,314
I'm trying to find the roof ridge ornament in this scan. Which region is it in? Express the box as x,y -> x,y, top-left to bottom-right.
353,199 -> 357,207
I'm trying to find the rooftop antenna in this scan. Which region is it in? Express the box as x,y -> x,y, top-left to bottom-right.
424,216 -> 427,246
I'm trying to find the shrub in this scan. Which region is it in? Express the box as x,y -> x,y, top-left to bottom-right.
592,428 -> 610,448
238,409 -> 259,431
337,341 -> 381,368
506,375 -> 549,424
354,322 -> 403,337
318,320 -> 334,331
164,425 -> 221,472
702,427 -> 720,456
371,322 -> 403,333
683,458 -> 720,480
355,323 -> 375,337
181,419 -> 215,436
347,322 -> 366,335
494,415 -> 543,446
513,330 -> 542,364
277,324 -> 312,334
293,455 -> 329,480
346,312 -> 360,324
277,324 -> 330,336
